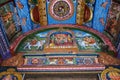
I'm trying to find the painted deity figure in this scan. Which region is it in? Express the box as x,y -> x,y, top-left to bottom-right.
107,71 -> 120,80
58,6 -> 65,14
2,75 -> 17,80
50,34 -> 73,46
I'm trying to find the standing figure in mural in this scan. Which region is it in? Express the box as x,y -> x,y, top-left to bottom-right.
2,12 -> 13,23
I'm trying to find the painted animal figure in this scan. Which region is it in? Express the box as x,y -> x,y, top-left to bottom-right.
24,40 -> 46,50
49,59 -> 57,65
65,59 -> 74,64
88,42 -> 100,49
77,39 -> 100,49
77,39 -> 87,49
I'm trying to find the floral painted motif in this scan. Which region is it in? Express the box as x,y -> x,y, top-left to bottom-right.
106,2 -> 120,42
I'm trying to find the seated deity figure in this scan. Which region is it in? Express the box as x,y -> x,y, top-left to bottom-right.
107,71 -> 120,80
49,33 -> 73,46
2,75 -> 16,80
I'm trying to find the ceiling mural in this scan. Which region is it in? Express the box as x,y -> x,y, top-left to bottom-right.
16,27 -> 103,53
0,0 -> 119,60
0,0 -> 120,79
29,0 -> 94,26
0,1 -> 21,43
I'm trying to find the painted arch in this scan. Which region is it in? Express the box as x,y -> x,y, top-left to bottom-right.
10,24 -> 116,55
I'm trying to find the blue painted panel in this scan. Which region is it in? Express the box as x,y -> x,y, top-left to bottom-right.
14,0 -> 33,33
93,0 -> 111,32
9,3 -> 20,31
47,1 -> 77,25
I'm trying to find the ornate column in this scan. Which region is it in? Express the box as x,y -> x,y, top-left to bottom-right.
0,18 -> 11,59
38,0 -> 47,26
76,0 -> 85,25
116,34 -> 120,58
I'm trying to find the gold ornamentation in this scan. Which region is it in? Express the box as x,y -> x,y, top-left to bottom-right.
76,0 -> 85,25
38,0 -> 47,26
0,68 -> 22,80
76,0 -> 93,25
84,5 -> 93,23
101,67 -> 120,80
30,5 -> 40,23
